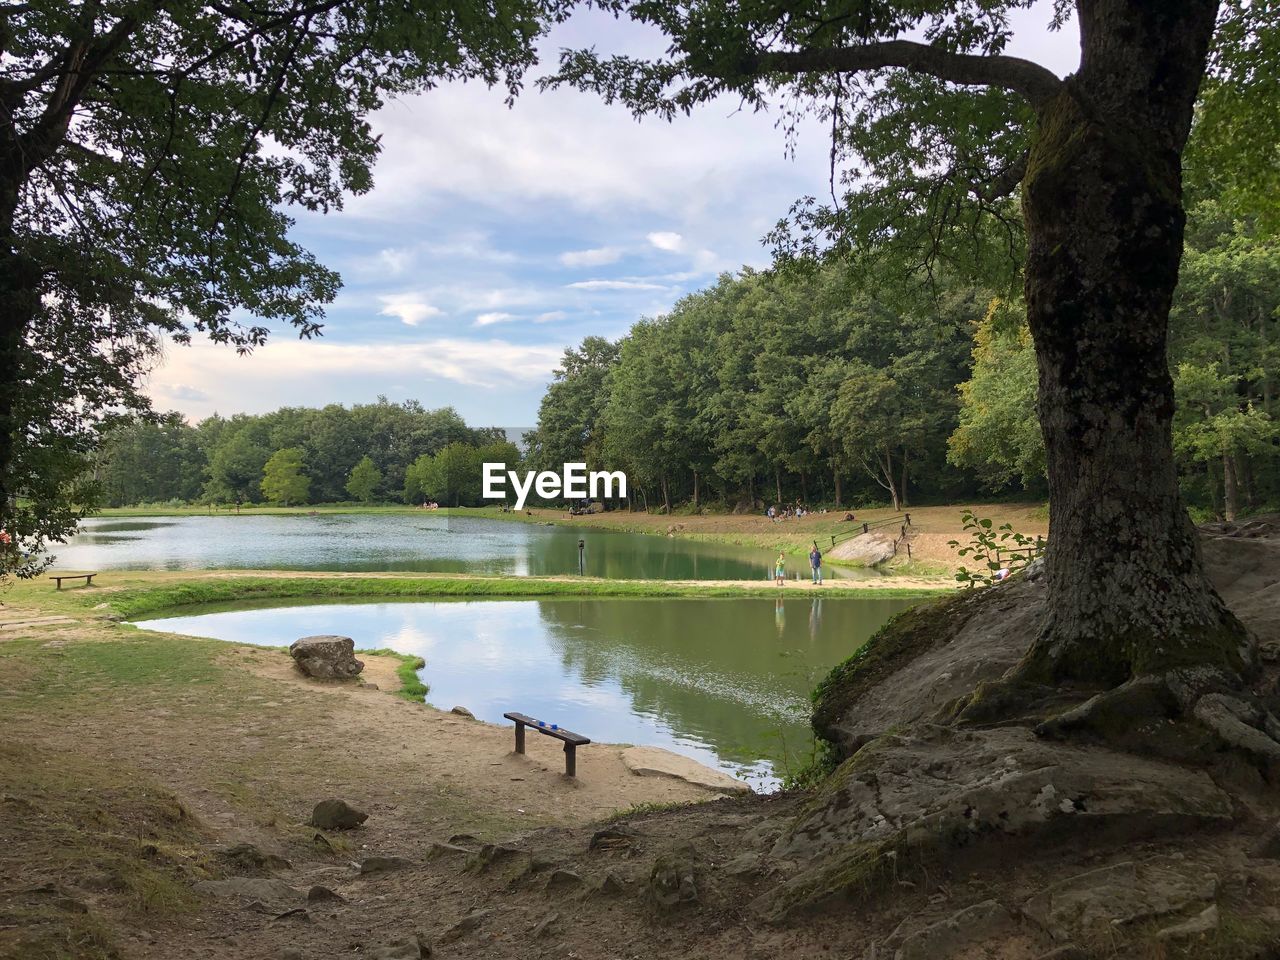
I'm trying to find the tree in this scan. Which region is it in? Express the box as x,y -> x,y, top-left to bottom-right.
551,2 -> 1279,694
204,431 -> 269,504
0,0 -> 554,574
345,455 -> 383,504
261,447 -> 311,506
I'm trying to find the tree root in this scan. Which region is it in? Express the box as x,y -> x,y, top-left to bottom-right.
1025,667 -> 1280,784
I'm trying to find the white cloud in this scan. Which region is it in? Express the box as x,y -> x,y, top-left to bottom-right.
378,293 -> 443,327
475,311 -> 516,327
559,246 -> 623,267
647,231 -> 684,252
145,337 -> 566,419
378,247 -> 412,275
567,279 -> 668,291
534,310 -> 568,324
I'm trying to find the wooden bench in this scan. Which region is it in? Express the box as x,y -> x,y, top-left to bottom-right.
50,573 -> 96,590
503,711 -> 591,777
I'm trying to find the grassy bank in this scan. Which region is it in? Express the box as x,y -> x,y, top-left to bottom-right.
356,647 -> 429,702
34,572 -> 942,621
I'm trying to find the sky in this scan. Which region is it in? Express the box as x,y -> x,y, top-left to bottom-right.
144,3 -> 1082,428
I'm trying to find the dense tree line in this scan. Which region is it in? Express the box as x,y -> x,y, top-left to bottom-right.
94,399 -> 510,507
527,234 -> 1280,519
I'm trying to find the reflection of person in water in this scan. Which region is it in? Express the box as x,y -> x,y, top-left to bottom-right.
808,597 -> 823,640
775,596 -> 785,637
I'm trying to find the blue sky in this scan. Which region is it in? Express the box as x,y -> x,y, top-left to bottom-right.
145,4 -> 1080,427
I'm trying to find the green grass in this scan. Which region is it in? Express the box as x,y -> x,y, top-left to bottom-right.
88,575 -> 942,621
356,647 -> 429,702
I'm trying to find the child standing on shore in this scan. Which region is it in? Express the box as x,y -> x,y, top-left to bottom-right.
775,552 -> 786,586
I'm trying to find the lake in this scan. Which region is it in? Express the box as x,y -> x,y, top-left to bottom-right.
134,595 -> 919,790
54,514 -> 871,581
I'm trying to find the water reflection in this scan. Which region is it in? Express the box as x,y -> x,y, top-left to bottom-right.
135,595 -> 918,789
53,514 -> 874,581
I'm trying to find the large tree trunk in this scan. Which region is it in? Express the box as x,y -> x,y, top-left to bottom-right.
833,468 -> 842,508
1017,0 -> 1249,685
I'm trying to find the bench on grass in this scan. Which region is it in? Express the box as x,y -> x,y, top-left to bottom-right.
503,711 -> 591,777
50,573 -> 96,590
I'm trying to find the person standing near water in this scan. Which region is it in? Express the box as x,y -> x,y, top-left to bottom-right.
810,544 -> 823,584
774,551 -> 786,586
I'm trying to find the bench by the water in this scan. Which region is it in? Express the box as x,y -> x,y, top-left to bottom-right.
503,711 -> 591,777
50,573 -> 96,590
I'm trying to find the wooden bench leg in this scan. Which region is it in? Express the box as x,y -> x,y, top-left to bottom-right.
514,722 -> 525,754
564,743 -> 576,777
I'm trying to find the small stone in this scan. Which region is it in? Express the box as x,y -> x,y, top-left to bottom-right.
426,842 -> 471,861
532,911 -> 559,939
363,683 -> 380,691
598,870 -> 626,895
368,933 -> 432,959
1251,822 -> 1280,860
272,907 -> 309,922
1157,904 -> 1220,941
450,705 -> 475,719
648,855 -> 698,910
306,885 -> 346,904
546,868 -> 584,892
218,842 -> 292,873
359,856 -> 413,876
441,909 -> 490,942
309,799 -> 368,830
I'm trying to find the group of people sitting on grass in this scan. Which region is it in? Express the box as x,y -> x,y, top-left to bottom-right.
767,503 -> 829,522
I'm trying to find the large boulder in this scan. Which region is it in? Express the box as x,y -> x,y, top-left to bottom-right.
828,530 -> 897,566
290,635 -> 364,680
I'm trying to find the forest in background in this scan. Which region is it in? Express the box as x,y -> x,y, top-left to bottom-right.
95,197 -> 1279,518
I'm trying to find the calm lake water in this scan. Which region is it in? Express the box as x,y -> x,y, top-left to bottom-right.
55,515 -> 868,581
135,596 -> 918,789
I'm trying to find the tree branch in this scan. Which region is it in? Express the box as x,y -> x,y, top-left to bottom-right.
751,40 -> 1063,108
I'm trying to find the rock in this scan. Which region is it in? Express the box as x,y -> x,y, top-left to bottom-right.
441,909 -> 491,942
532,911 -> 559,939
450,705 -> 475,719
359,856 -> 414,876
194,877 -> 302,903
426,842 -> 471,861
309,799 -> 368,830
1252,822 -> 1280,859
368,933 -> 432,959
306,885 -> 346,904
363,683 -> 380,691
1157,903 -> 1220,941
775,726 -> 1234,862
722,852 -> 763,877
620,747 -> 750,794
545,868 -> 584,893
828,530 -> 896,566
272,907 -> 309,922
289,635 -> 364,680
892,899 -> 1017,960
598,870 -> 627,894
449,833 -> 479,845
1021,859 -> 1218,941
472,843 -> 528,872
649,854 -> 698,910
217,842 -> 291,874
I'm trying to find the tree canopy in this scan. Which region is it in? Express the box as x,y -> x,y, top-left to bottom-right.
0,0 -> 560,574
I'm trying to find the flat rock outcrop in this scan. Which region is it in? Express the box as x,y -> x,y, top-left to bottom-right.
620,746 -> 751,795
